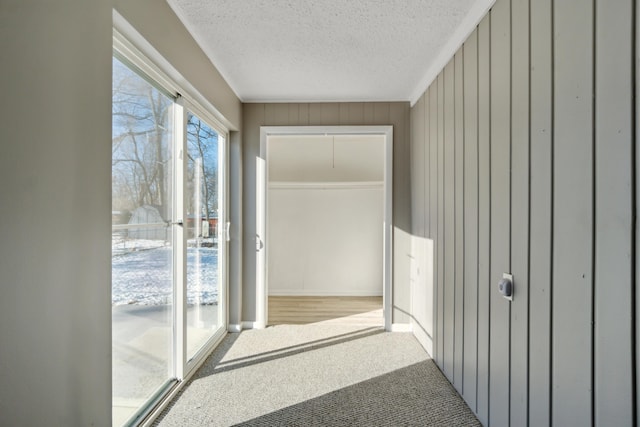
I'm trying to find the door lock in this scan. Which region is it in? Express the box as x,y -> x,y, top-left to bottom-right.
498,273 -> 513,301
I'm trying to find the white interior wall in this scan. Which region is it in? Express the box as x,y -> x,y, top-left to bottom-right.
267,135 -> 385,296
269,185 -> 383,295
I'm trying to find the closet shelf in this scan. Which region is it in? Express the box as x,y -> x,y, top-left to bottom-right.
268,181 -> 384,190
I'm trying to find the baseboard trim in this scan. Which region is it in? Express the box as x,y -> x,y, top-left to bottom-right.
241,321 -> 266,329
391,323 -> 412,332
410,320 -> 434,358
228,324 -> 242,333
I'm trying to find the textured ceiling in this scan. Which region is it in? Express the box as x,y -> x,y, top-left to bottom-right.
167,0 -> 493,103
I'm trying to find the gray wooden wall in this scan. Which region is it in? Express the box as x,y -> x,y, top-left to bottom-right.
242,102 -> 411,324
409,0 -> 637,425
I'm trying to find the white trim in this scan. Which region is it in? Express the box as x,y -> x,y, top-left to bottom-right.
258,126 -> 394,332
228,324 -> 243,333
112,10 -> 235,132
411,319 -> 434,358
112,31 -> 177,99
173,96 -> 187,381
255,155 -> 267,329
268,290 -> 383,297
243,97 -> 410,104
409,0 -> 496,106
241,321 -> 264,330
184,327 -> 227,375
259,126 -> 394,136
221,133 -> 231,341
382,126 -> 393,333
391,323 -> 412,333
269,181 -> 383,190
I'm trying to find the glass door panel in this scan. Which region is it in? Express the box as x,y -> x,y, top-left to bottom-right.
185,113 -> 223,361
111,48 -> 228,426
112,56 -> 175,426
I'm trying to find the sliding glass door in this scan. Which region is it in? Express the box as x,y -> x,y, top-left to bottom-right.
111,51 -> 227,426
185,114 -> 225,361
112,56 -> 175,426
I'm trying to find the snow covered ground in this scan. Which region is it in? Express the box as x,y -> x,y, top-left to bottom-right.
112,236 -> 218,306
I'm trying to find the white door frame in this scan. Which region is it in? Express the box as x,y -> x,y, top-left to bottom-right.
257,125 -> 393,331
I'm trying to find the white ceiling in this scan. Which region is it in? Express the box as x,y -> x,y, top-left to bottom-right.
167,0 -> 494,104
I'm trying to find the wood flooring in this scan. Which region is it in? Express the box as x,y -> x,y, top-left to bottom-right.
268,296 -> 383,326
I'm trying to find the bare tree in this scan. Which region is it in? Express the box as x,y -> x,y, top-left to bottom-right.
187,115 -> 218,221
112,57 -> 219,226
112,58 -> 172,219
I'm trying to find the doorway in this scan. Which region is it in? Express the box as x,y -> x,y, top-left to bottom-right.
257,126 -> 393,330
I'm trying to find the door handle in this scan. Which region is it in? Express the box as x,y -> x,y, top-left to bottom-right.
256,234 -> 264,251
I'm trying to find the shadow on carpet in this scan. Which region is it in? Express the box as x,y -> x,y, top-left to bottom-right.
234,360 -> 480,427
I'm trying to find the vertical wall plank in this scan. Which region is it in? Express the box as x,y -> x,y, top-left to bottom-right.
443,59 -> 456,381
320,103 -> 340,125
374,103 -> 391,125
510,0 -> 530,425
476,14 -> 491,425
265,103 -> 289,125
488,1 -> 512,426
348,103 -> 365,124
594,0 -> 634,424
424,89 -> 431,237
391,102 -> 413,324
437,73 -> 446,368
390,102 -> 412,235
339,103 -> 349,124
462,29 -> 479,411
423,94 -> 432,339
308,104 -> 322,124
410,95 -> 425,237
287,104 -> 299,125
552,0 -> 594,424
528,0 -> 553,423
411,96 -> 426,237
297,103 -> 310,125
363,103 -> 375,125
454,51 -> 465,393
409,94 -> 431,347
409,3 -> 636,426
429,85 -> 439,362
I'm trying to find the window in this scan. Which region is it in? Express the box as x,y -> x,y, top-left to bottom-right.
111,34 -> 228,427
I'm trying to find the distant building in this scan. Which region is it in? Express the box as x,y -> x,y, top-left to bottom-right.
128,205 -> 167,240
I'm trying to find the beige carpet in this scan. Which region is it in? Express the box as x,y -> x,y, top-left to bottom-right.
154,325 -> 481,426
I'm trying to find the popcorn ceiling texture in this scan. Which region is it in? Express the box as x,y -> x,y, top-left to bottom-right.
167,0 -> 479,102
